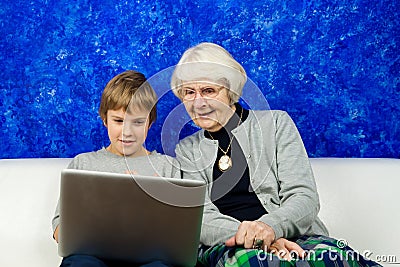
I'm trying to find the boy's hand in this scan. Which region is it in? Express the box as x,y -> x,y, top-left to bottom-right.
53,225 -> 59,243
125,170 -> 138,175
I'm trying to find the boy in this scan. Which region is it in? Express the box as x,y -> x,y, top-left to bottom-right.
52,70 -> 180,267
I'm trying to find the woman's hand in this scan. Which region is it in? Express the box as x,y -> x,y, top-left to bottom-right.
225,221 -> 275,250
268,238 -> 306,261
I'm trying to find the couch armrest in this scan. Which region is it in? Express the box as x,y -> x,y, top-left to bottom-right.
0,158 -> 71,267
311,158 -> 400,266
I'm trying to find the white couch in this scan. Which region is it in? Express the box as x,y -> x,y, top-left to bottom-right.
0,158 -> 399,267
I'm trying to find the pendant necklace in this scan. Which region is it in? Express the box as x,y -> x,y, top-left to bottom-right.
207,108 -> 243,172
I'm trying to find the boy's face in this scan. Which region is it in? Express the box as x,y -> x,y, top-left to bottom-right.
104,108 -> 150,157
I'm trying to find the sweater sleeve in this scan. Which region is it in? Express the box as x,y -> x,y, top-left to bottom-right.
257,111 -> 321,240
164,156 -> 182,179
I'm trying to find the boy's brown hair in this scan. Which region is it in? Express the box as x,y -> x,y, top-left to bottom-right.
99,70 -> 157,125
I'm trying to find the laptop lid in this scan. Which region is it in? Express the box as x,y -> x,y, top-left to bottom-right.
58,169 -> 206,267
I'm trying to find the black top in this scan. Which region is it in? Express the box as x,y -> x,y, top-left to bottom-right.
205,103 -> 266,222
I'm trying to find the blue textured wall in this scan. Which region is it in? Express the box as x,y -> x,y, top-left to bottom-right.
0,0 -> 399,159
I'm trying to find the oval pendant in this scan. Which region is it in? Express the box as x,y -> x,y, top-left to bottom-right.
218,155 -> 232,172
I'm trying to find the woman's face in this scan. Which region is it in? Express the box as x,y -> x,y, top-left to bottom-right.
180,82 -> 235,132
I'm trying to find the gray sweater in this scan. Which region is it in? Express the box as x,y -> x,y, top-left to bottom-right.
52,148 -> 180,232
175,110 -> 329,246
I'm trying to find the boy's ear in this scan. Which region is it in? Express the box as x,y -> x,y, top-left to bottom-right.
103,119 -> 107,127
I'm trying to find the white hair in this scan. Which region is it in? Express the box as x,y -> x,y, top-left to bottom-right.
171,42 -> 247,104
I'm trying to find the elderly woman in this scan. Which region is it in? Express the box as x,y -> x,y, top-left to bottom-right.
171,42 -> 379,266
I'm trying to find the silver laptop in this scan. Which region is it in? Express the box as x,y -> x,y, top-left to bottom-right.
58,169 -> 206,267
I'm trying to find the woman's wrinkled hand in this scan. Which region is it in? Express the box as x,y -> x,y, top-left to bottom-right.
225,221 -> 275,250
268,238 -> 306,261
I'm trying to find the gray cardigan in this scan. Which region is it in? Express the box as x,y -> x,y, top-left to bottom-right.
175,110 -> 329,246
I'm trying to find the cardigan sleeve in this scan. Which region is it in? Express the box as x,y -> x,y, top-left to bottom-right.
257,111 -> 321,239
